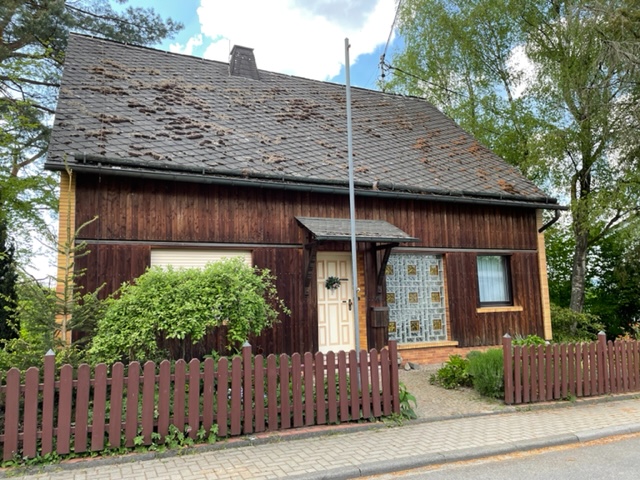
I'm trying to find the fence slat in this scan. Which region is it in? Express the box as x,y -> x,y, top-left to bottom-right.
266,355 -> 278,431
589,343 -> 597,396
230,356 -> 242,436
380,348 -> 391,416
188,359 -> 200,439
157,360 -> 171,439
142,361 -> 156,444
279,354 -> 290,429
545,344 -> 553,401
291,353 -> 303,428
216,358 -> 229,437
91,363 -> 108,451
349,350 -> 359,420
609,340 -> 617,393
514,345 -> 522,404
389,342 -> 400,415
125,362 -> 141,448
304,352 -> 315,426
23,367 -> 40,458
109,363 -> 125,448
522,346 -> 530,403
242,346 -> 253,435
370,349 -> 382,417
326,352 -> 338,424
57,365 -> 73,455
359,350 -> 371,419
41,352 -> 55,455
315,352 -> 326,425
74,364 -> 91,453
174,360 -> 186,431
502,335 -> 513,405
254,354 -> 265,433
338,351 -> 350,421
582,343 -> 589,397
203,358 -> 215,434
553,344 -> 560,400
537,345 -> 545,402
3,368 -> 20,461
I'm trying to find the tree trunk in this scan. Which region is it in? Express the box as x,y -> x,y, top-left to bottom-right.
570,230 -> 589,313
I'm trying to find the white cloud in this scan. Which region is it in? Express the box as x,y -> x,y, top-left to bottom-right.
169,34 -> 203,56
506,44 -> 537,99
188,0 -> 396,81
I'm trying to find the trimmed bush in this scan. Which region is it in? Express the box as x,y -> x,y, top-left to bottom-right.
467,348 -> 504,398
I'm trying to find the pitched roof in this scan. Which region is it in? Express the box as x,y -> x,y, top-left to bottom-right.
46,34 -> 560,209
295,217 -> 419,243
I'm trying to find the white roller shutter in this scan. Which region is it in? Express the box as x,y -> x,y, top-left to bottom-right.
150,249 -> 252,269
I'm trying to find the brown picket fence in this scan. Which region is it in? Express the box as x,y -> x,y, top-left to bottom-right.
0,341 -> 399,461
503,333 -> 640,405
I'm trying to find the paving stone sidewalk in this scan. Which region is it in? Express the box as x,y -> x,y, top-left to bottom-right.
9,396 -> 640,480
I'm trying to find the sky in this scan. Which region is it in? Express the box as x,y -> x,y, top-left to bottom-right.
126,0 -> 403,90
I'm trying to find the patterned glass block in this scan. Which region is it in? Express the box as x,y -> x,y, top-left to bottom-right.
385,264 -> 394,275
386,254 -> 447,344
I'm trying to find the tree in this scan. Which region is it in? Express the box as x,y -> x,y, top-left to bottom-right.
0,0 -> 182,238
389,0 -> 640,312
0,218 -> 18,341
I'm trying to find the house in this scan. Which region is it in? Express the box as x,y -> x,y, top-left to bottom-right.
46,34 -> 565,363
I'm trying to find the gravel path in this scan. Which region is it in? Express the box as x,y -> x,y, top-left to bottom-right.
398,364 -> 512,420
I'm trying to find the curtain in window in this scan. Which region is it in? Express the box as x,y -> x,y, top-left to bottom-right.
477,256 -> 510,304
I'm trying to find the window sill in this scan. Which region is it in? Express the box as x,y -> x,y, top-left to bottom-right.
476,305 -> 523,314
398,340 -> 459,350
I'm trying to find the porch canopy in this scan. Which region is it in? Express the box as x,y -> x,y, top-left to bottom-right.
295,216 -> 420,295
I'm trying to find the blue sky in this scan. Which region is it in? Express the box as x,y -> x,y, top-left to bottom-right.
123,0 -> 403,90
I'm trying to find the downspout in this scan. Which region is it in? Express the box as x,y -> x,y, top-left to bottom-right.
538,209 -> 561,233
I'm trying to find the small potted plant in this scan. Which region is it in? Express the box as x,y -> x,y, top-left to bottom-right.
325,276 -> 341,291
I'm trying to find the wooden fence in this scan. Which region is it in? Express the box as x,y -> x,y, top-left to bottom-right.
0,341 -> 399,461
503,333 -> 640,405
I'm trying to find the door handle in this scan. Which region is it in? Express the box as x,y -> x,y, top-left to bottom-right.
342,299 -> 353,311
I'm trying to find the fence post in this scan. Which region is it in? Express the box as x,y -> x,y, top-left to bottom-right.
41,349 -> 56,455
503,334 -> 514,405
597,331 -> 606,395
389,340 -> 400,414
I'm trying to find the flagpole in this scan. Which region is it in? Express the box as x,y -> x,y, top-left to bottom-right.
345,38 -> 360,354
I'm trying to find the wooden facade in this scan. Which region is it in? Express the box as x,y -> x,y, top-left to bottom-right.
72,172 -> 546,357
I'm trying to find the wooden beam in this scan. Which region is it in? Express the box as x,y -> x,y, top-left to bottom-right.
303,240 -> 318,297
376,242 -> 398,294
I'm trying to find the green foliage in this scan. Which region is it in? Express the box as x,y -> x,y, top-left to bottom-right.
90,258 -> 289,364
512,334 -> 547,346
551,304 -> 604,343
0,219 -> 19,342
467,349 -> 504,399
398,382 -> 418,420
429,355 -> 472,389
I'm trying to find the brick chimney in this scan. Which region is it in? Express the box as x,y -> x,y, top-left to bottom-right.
229,46 -> 259,80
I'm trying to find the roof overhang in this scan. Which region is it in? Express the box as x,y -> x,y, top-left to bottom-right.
295,216 -> 420,243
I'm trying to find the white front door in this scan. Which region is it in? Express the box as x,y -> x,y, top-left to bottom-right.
317,252 -> 355,353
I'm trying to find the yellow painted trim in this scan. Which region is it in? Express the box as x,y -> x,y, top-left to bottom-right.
398,340 -> 459,350
55,170 -> 76,345
476,305 -> 524,314
537,210 -> 553,340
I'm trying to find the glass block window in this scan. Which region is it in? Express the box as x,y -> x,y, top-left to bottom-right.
386,254 -> 447,344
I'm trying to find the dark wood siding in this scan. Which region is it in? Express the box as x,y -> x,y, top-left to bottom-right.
74,174 -> 544,354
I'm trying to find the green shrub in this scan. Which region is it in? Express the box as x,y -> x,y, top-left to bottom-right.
429,355 -> 472,389
467,348 -> 504,398
551,304 -> 604,342
89,258 -> 289,364
512,334 -> 547,346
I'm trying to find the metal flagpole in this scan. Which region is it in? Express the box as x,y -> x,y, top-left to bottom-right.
344,38 -> 360,354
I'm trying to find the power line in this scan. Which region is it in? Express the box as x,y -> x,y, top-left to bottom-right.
379,0 -> 403,89
381,62 -> 466,97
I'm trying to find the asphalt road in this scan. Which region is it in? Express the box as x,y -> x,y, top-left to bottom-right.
366,433 -> 640,480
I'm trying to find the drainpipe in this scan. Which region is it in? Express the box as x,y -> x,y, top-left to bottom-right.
538,209 -> 562,233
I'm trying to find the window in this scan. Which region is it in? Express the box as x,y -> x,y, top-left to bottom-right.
150,249 -> 252,269
476,255 -> 512,306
